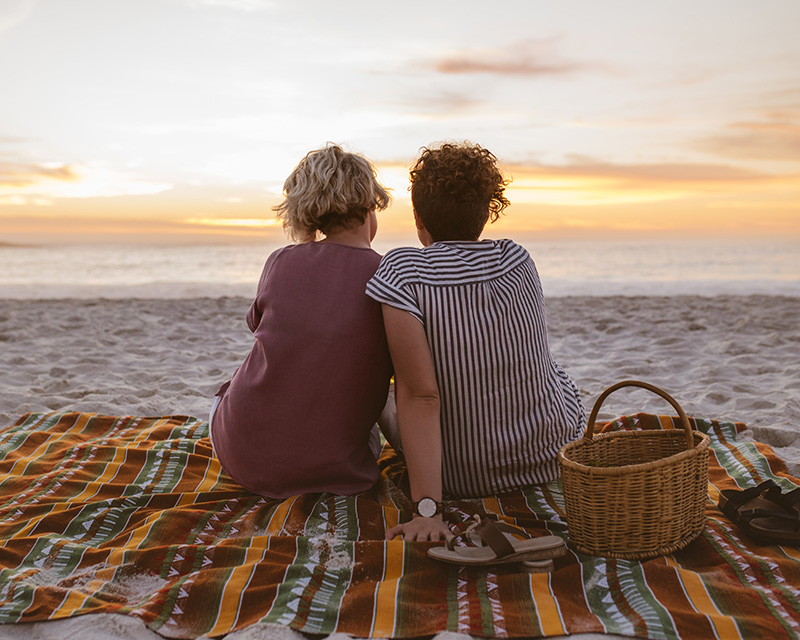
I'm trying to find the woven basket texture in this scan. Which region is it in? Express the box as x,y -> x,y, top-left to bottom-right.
558,381 -> 710,560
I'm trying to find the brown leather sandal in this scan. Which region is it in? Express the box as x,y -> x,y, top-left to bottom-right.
718,479 -> 800,544
427,515 -> 566,566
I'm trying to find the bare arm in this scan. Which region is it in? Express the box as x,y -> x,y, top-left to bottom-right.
381,304 -> 451,542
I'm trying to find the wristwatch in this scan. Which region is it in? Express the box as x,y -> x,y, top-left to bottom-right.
414,497 -> 443,518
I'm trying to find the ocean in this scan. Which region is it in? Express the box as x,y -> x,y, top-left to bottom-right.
1,238 -> 798,299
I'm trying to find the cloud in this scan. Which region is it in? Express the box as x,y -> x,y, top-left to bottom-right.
0,162 -> 79,188
516,157 -> 777,184
184,217 -> 279,228
502,158 -> 797,206
388,91 -> 484,115
0,162 -> 171,201
695,119 -> 800,162
432,38 -> 597,77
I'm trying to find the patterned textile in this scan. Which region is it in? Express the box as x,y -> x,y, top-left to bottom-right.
0,412 -> 798,639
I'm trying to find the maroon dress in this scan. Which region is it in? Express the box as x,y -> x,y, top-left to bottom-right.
212,241 -> 393,499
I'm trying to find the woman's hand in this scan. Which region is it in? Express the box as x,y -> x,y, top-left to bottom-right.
386,515 -> 453,542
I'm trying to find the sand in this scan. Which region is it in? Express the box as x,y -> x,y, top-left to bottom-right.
1,294 -> 798,640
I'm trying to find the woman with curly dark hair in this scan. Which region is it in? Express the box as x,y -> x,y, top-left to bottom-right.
367,142 -> 585,541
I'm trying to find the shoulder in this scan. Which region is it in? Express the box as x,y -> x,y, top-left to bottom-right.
376,246 -> 426,276
264,243 -> 296,267
359,246 -> 383,267
272,242 -> 381,264
376,245 -> 475,285
256,243 -> 323,288
380,246 -> 426,264
495,238 -> 531,262
254,245 -> 291,284
427,239 -> 532,281
490,239 -> 535,278
375,240 -> 532,285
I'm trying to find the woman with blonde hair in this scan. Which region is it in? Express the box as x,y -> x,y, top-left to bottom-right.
210,144 -> 394,499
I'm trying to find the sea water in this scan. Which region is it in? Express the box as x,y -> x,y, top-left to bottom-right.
0,238 -> 798,299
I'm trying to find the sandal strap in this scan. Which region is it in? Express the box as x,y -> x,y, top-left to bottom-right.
445,520 -> 478,551
488,520 -> 529,539
764,483 -> 784,503
472,517 -> 517,558
445,515 -> 518,558
728,480 -> 781,507
776,487 -> 800,512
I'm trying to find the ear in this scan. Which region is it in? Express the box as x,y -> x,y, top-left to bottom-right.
413,208 -> 425,231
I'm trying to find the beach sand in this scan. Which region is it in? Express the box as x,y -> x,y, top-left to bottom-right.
1,294 -> 798,640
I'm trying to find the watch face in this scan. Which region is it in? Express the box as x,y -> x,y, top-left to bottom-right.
417,498 -> 437,518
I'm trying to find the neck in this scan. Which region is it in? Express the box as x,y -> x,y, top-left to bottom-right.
320,225 -> 371,249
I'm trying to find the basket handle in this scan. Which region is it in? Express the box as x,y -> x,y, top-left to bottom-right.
584,380 -> 694,450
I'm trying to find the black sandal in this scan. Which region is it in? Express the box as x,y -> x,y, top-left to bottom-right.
718,480 -> 800,545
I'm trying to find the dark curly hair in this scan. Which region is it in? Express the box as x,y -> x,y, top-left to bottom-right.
409,142 -> 510,242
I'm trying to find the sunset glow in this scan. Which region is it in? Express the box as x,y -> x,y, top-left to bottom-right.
1,0 -> 798,246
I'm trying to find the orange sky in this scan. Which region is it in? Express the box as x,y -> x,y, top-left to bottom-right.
1,0 -> 798,246
3,157 -> 797,245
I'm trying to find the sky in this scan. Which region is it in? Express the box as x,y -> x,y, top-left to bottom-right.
0,0 -> 798,246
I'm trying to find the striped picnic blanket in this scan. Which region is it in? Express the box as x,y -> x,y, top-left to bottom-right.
0,412 -> 798,639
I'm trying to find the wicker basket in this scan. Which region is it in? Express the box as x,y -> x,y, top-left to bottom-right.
558,380 -> 710,559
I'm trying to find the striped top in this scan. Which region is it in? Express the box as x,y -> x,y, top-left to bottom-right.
366,239 -> 585,497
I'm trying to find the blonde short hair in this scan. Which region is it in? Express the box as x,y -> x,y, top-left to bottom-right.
274,144 -> 391,243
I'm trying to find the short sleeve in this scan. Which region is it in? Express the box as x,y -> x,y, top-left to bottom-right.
247,247 -> 284,332
366,250 -> 423,323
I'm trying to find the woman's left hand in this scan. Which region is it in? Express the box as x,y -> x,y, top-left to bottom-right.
386,516 -> 453,542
